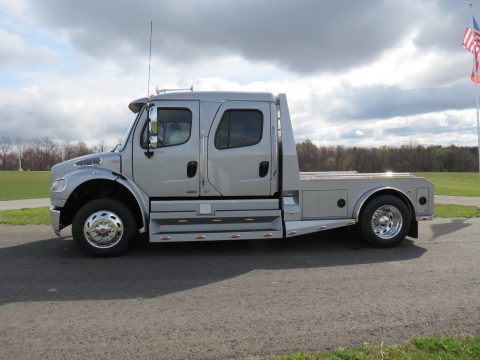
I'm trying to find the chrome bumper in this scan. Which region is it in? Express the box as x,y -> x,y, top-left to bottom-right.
50,206 -> 62,236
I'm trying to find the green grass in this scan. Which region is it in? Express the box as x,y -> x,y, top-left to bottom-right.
0,171 -> 478,200
0,171 -> 50,200
415,172 -> 480,197
0,202 -> 479,227
435,204 -> 480,218
239,336 -> 480,360
0,207 -> 50,225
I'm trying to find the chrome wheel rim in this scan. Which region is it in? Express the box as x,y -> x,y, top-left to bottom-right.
371,205 -> 403,240
83,210 -> 124,249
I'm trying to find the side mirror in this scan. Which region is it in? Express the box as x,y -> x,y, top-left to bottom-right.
148,106 -> 158,150
149,106 -> 158,134
149,135 -> 158,149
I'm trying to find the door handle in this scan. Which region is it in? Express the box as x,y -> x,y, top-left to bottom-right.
259,161 -> 269,177
187,161 -> 197,178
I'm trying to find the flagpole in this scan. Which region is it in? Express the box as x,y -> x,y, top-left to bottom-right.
476,85 -> 480,172
470,3 -> 480,173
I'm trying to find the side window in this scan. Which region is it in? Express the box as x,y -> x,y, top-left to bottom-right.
141,108 -> 192,148
214,110 -> 263,150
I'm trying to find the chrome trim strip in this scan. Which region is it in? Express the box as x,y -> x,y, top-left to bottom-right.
200,131 -> 206,188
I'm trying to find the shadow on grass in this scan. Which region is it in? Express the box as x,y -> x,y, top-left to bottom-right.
0,227 -> 426,305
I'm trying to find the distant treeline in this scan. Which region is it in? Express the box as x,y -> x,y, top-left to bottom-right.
0,137 -> 107,171
0,136 -> 478,172
297,140 -> 479,172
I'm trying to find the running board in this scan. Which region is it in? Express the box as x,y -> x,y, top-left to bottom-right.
284,218 -> 356,237
150,230 -> 283,242
149,206 -> 283,243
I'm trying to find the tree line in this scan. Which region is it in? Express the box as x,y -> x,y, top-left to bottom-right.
297,140 -> 479,172
0,136 -> 478,172
0,137 -> 107,171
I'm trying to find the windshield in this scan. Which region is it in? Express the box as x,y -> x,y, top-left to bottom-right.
116,106 -> 145,152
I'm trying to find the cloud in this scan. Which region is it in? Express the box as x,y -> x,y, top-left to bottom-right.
0,29 -> 60,68
25,0 -> 431,74
329,81 -> 475,120
295,110 -> 479,147
0,0 -> 477,150
0,77 -> 138,144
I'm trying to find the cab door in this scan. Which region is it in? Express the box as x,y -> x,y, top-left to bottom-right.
203,101 -> 271,196
132,101 -> 199,197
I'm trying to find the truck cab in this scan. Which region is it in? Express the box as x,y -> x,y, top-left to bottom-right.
50,91 -> 434,256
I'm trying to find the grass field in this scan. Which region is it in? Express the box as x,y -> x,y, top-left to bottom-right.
243,336 -> 480,360
0,207 -> 50,225
0,171 -> 478,200
435,204 -> 480,218
415,172 -> 480,197
0,171 -> 50,200
1,203 -> 477,225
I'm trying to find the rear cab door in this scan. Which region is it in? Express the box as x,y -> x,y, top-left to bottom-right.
203,101 -> 272,197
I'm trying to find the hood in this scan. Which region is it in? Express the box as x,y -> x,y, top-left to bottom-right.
51,152 -> 121,181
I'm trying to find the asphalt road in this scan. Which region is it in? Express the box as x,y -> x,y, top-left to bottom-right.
0,220 -> 479,359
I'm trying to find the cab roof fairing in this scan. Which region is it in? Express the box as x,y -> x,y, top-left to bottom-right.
128,91 -> 277,113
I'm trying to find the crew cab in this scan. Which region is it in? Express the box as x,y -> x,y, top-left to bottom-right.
50,91 -> 434,256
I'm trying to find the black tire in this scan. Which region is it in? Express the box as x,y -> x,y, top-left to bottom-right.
72,198 -> 136,256
359,194 -> 410,248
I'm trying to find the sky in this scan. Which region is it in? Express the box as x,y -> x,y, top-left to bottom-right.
0,0 -> 478,148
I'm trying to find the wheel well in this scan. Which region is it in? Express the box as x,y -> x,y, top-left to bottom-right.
61,179 -> 143,230
360,189 -> 415,220
358,189 -> 418,238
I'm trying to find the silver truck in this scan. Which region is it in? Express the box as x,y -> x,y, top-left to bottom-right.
50,91 -> 434,256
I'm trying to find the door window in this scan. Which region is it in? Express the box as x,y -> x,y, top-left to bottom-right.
141,108 -> 192,148
214,110 -> 263,150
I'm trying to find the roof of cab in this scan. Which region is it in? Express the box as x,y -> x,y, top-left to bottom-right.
128,91 -> 276,113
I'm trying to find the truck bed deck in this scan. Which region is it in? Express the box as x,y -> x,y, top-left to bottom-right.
299,172 -> 415,181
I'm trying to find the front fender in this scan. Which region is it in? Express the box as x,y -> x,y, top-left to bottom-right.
52,168 -> 149,230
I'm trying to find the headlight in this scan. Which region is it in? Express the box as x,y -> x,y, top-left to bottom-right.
51,179 -> 67,192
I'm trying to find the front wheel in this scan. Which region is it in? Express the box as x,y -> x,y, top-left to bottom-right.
72,199 -> 136,256
360,195 -> 410,247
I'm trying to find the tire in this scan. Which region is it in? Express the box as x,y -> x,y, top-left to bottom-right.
72,198 -> 136,256
359,194 -> 410,248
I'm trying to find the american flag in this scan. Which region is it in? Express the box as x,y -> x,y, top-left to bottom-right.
463,14 -> 480,83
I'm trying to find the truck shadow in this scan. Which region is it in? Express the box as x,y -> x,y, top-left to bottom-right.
430,218 -> 472,239
0,228 -> 426,305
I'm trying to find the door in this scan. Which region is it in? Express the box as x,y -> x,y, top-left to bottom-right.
132,101 -> 200,197
203,101 -> 271,196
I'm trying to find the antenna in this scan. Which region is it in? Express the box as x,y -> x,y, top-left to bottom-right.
144,21 -> 154,159
147,20 -> 153,98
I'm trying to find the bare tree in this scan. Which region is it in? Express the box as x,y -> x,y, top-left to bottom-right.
14,137 -> 28,171
59,140 -> 70,161
92,139 -> 106,153
296,141 -> 479,172
0,137 -> 11,170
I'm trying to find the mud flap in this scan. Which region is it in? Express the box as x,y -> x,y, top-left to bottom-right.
408,220 -> 418,238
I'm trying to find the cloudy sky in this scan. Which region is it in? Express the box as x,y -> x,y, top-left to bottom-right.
0,0 -> 478,148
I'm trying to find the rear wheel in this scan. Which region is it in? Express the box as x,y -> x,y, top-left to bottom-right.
72,198 -> 136,256
360,195 -> 410,247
